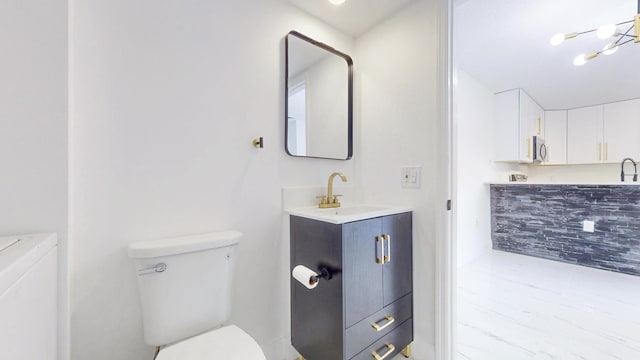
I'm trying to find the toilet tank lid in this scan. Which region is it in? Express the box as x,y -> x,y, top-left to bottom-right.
128,231 -> 241,259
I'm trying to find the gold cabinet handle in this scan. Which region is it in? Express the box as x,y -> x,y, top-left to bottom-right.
376,236 -> 385,265
371,316 -> 395,332
527,138 -> 531,158
537,117 -> 541,135
372,343 -> 396,360
383,234 -> 391,263
605,143 -> 609,161
598,143 -> 602,161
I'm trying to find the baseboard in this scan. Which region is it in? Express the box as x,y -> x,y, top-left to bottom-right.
261,336 -> 298,360
409,339 -> 435,360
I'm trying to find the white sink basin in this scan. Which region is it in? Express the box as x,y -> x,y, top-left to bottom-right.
288,204 -> 411,224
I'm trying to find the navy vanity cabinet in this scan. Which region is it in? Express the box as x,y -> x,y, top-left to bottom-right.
291,212 -> 413,360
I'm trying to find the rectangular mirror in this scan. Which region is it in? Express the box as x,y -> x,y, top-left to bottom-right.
285,31 -> 353,160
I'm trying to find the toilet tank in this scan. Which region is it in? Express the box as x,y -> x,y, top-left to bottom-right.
128,231 -> 241,346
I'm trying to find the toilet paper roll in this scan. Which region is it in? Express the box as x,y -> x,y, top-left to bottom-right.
292,265 -> 319,289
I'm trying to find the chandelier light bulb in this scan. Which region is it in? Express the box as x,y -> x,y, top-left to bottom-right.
573,54 -> 587,66
602,42 -> 619,55
328,0 -> 346,4
596,24 -> 618,39
550,33 -> 566,46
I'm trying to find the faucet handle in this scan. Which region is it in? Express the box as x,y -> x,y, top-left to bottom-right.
332,194 -> 343,204
316,195 -> 327,205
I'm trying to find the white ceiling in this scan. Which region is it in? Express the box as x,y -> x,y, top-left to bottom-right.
285,0 -> 417,37
454,0 -> 640,110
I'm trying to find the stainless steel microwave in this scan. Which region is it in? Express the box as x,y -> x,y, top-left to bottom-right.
532,136 -> 547,163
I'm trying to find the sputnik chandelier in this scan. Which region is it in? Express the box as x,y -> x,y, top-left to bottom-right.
550,0 -> 639,66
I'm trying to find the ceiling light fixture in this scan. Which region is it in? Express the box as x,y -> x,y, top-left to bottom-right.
550,0 -> 639,66
328,0 -> 346,5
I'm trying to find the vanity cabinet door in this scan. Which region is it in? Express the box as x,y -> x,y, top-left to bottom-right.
343,218 -> 384,328
382,213 -> 413,306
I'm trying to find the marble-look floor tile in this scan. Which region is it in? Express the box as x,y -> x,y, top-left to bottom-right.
458,250 -> 640,360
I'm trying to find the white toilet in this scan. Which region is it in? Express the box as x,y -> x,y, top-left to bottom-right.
128,231 -> 266,360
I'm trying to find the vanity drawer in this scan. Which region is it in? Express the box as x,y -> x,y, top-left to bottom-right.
345,293 -> 411,359
350,319 -> 412,360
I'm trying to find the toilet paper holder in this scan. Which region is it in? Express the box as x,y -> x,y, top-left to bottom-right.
314,267 -> 333,281
292,265 -> 335,289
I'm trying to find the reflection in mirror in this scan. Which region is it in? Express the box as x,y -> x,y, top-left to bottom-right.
285,31 -> 353,160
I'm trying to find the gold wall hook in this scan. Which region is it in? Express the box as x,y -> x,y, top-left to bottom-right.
252,137 -> 264,148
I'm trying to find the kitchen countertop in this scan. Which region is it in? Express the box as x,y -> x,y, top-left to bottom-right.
488,181 -> 640,186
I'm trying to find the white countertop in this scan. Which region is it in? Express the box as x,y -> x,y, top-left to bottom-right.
287,203 -> 412,224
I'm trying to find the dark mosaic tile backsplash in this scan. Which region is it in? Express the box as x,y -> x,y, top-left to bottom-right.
490,184 -> 640,276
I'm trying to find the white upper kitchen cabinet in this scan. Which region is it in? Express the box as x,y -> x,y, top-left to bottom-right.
544,110 -> 567,165
494,89 -> 544,163
567,105 -> 603,164
567,99 -> 640,165
603,99 -> 640,163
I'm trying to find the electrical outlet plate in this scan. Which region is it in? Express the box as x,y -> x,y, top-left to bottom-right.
401,166 -> 421,189
583,220 -> 595,233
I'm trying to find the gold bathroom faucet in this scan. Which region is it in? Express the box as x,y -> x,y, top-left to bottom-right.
317,172 -> 347,208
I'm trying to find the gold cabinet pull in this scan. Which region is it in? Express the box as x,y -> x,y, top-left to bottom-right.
372,343 -> 396,360
527,138 -> 531,158
598,143 -> 602,161
537,117 -> 541,135
376,236 -> 385,265
605,143 -> 609,160
383,234 -> 391,263
371,316 -> 395,332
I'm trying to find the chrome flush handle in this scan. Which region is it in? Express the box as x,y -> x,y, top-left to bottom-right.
137,263 -> 167,276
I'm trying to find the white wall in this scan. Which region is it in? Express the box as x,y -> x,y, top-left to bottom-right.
69,1 -> 358,359
528,163 -> 624,183
356,1 -> 438,358
0,1 -> 69,359
453,69 -> 525,267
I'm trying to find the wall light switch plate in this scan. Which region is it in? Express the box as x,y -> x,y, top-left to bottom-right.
583,220 -> 595,233
401,166 -> 421,189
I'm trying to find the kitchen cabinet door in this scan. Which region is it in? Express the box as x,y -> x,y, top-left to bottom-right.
567,105 -> 603,164
603,99 -> 640,163
494,89 -> 544,163
544,110 -> 567,165
494,89 -> 522,162
521,90 -> 544,139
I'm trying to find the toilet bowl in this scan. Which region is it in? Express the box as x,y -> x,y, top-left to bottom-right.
128,231 -> 266,359
156,325 -> 265,360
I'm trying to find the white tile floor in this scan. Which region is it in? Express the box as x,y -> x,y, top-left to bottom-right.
458,250 -> 640,360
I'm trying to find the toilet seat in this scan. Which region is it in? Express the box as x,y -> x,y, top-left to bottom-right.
156,325 -> 266,360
